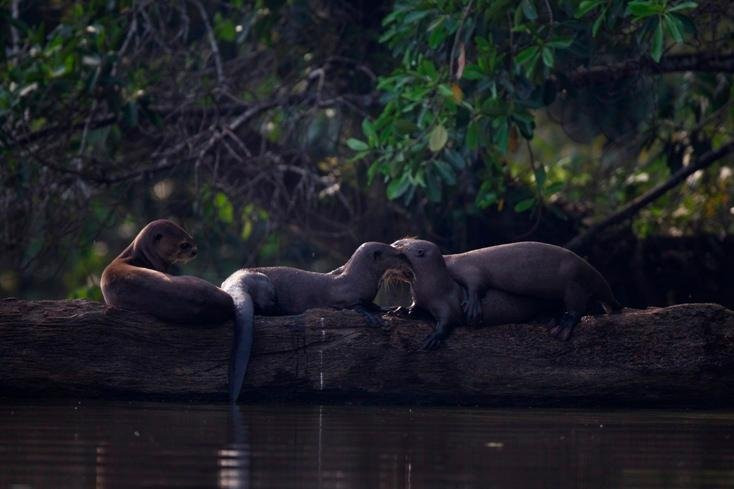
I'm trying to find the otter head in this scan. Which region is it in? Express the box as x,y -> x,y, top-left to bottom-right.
389,238 -> 444,281
347,241 -> 412,277
133,219 -> 198,271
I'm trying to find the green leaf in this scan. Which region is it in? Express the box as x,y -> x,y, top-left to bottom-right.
650,19 -> 664,62
417,59 -> 438,79
541,47 -> 554,68
445,149 -> 466,169
627,1 -> 665,18
514,197 -> 536,212
362,119 -> 377,143
512,112 -> 535,139
534,165 -> 546,191
404,10 -> 431,24
214,13 -> 236,42
670,12 -> 696,36
367,162 -> 382,183
214,192 -> 234,223
434,160 -> 456,185
521,0 -> 537,20
428,21 -> 448,49
463,64 -> 484,80
475,190 -> 498,209
466,120 -> 479,150
516,46 -> 540,77
575,0 -> 602,17
546,37 -> 574,49
386,174 -> 411,200
516,46 -> 539,65
592,10 -> 606,36
437,84 -> 454,98
429,124 -> 448,152
668,1 -> 697,12
347,138 -> 369,151
545,181 -> 564,194
663,14 -> 684,43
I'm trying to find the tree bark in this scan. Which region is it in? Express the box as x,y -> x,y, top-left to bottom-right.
1,298 -> 733,406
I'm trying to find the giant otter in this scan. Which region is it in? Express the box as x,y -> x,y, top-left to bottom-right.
101,219 -> 234,323
101,219 -> 240,400
222,241 -> 410,400
388,239 -> 555,349
392,238 -> 621,342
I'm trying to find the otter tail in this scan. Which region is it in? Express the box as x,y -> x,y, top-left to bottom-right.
589,269 -> 622,314
221,274 -> 255,403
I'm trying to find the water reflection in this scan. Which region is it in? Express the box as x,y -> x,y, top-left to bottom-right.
0,402 -> 733,488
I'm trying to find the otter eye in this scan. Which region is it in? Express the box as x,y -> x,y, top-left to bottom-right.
154,233 -> 163,242
415,248 -> 425,257
180,242 -> 191,250
372,250 -> 383,260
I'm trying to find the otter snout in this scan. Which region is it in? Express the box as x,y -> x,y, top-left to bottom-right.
383,248 -> 414,283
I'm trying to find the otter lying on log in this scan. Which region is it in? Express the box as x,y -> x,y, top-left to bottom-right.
221,242 -> 410,401
388,239 -> 556,349
100,219 -> 239,396
391,239 -> 621,348
101,219 -> 233,324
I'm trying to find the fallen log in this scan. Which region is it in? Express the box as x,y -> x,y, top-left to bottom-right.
1,298 -> 733,406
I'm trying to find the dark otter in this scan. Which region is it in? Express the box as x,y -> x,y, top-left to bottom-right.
222,241 -> 410,400
221,271 -> 275,403
393,238 -> 621,341
101,219 -> 234,323
388,239 -> 556,349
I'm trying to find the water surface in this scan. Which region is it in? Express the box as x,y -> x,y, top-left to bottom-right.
1,402 -> 733,488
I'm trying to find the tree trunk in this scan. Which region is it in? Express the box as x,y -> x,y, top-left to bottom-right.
1,298 -> 733,406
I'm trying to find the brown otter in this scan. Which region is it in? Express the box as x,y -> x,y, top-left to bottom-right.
101,219 -> 240,401
221,241 -> 410,400
101,219 -> 234,323
388,239 -> 556,349
393,238 -> 621,342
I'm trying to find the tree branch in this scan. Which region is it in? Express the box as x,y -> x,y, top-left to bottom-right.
561,52 -> 734,88
192,0 -> 225,90
566,140 -> 734,252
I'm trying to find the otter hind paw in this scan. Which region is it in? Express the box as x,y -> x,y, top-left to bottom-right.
353,304 -> 389,330
550,311 -> 581,341
422,331 -> 447,350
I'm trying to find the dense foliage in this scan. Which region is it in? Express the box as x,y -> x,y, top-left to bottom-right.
350,0 -> 732,225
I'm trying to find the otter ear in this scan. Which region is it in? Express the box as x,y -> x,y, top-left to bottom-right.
154,233 -> 163,242
372,250 -> 383,261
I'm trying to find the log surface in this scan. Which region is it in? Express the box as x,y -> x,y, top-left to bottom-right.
1,298 -> 733,406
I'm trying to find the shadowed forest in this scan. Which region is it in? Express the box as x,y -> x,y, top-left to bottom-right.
1,0 -> 733,308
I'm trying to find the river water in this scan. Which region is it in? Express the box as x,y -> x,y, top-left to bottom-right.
1,402 -> 732,488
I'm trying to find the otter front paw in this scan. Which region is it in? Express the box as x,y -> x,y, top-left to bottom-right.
422,331 -> 447,350
549,311 -> 581,341
461,293 -> 482,326
353,304 -> 388,330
